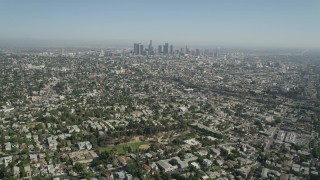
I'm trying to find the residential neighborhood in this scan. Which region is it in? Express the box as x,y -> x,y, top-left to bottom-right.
0,46 -> 320,180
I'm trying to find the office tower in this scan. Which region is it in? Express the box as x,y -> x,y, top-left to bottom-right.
148,40 -> 153,55
204,49 -> 209,56
170,45 -> 173,55
99,49 -> 104,57
134,43 -> 140,55
195,49 -> 200,56
158,45 -> 162,54
164,43 -> 169,55
185,45 -> 189,54
139,44 -> 144,55
214,48 -> 218,57
133,43 -> 137,55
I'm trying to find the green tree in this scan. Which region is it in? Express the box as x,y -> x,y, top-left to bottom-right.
34,123 -> 45,131
169,158 -> 179,166
312,146 -> 320,158
74,163 -> 84,173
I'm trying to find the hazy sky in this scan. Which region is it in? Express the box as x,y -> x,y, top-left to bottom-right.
0,0 -> 319,48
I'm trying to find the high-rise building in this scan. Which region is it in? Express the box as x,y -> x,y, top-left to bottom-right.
99,49 -> 104,57
164,43 -> 169,55
134,43 -> 140,55
185,45 -> 189,54
158,45 -> 162,54
139,44 -> 144,55
195,49 -> 200,56
170,45 -> 173,55
148,40 -> 153,55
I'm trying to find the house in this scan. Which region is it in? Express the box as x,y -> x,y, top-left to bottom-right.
26,133 -> 32,139
179,106 -> 188,112
144,152 -> 153,159
24,165 -> 32,178
261,168 -> 281,179
39,153 -> 46,160
216,110 -> 226,118
206,136 -> 217,141
33,135 -> 39,142
117,156 -> 127,165
47,164 -> 55,174
69,150 -> 99,164
115,171 -> 126,180
301,167 -> 309,175
157,160 -> 178,172
126,173 -> 133,180
207,171 -> 221,179
276,131 -> 286,142
280,173 -> 289,180
47,136 -> 58,150
13,166 -> 20,178
184,153 -> 198,161
190,162 -> 200,169
3,156 -> 13,167
237,166 -> 251,178
284,132 -> 296,144
216,160 -> 224,166
30,154 -> 38,163
184,138 -> 201,147
131,111 -> 143,117
237,157 -> 253,166
36,143 -> 44,151
67,125 -> 80,133
28,144 -> 35,151
224,160 -> 237,169
197,150 -> 208,156
292,164 -> 301,173
220,145 -> 235,155
203,159 -> 213,167
4,142 -> 11,151
151,162 -> 159,171
261,168 -> 268,180
12,144 -> 19,149
171,157 -> 188,169
77,141 -> 92,150
157,149 -> 164,155
210,147 -> 221,157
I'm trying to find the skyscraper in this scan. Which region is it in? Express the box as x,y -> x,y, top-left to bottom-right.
99,49 -> 104,57
185,45 -> 189,54
158,45 -> 162,55
170,45 -> 173,55
195,49 -> 200,56
134,43 -> 140,55
148,40 -> 153,55
139,44 -> 144,55
164,43 -> 169,55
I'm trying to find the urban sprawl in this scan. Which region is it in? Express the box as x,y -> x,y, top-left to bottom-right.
0,42 -> 320,180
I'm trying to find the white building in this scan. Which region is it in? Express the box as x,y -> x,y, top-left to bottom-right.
77,141 -> 93,150
285,132 -> 296,144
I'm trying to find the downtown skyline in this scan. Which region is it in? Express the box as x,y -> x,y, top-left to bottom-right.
0,0 -> 320,48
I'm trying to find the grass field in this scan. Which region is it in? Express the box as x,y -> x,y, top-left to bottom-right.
100,141 -> 149,154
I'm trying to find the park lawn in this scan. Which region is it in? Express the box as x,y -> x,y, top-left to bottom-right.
100,141 -> 149,154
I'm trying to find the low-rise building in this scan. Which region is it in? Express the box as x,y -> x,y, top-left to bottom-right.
157,160 -> 178,172
69,150 -> 99,164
